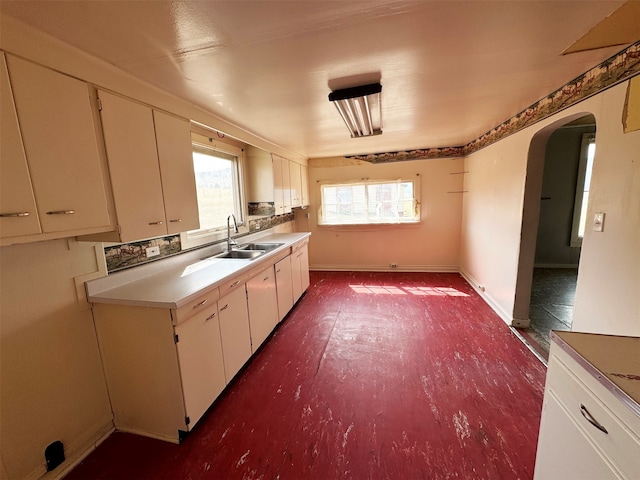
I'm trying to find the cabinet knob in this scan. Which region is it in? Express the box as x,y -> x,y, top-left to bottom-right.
0,212 -> 31,217
46,210 -> 75,215
148,221 -> 164,225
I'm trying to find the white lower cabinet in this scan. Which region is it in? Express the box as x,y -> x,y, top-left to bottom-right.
218,286 -> 252,382
246,265 -> 279,351
291,240 -> 310,302
275,256 -> 294,321
93,303 -> 192,443
174,303 -> 226,432
534,332 -> 640,480
91,236 -> 312,443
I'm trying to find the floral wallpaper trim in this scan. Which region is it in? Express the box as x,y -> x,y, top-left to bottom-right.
347,41 -> 640,164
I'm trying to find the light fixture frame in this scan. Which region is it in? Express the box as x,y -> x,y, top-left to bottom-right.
329,83 -> 382,138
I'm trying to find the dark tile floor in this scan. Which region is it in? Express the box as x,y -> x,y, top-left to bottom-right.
518,268 -> 577,359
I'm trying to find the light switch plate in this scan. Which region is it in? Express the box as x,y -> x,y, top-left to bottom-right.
593,212 -> 605,232
146,246 -> 160,257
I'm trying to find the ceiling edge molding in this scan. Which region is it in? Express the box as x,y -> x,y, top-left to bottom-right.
347,41 -> 640,164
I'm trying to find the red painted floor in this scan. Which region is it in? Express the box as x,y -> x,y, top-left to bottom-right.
66,272 -> 547,480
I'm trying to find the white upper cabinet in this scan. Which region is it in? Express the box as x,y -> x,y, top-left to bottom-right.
0,53 -> 40,238
96,90 -> 199,242
301,164 -> 309,206
1,54 -> 111,243
153,110 -> 200,234
289,161 -> 302,208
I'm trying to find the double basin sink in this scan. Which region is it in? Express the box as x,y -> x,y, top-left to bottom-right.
214,242 -> 284,260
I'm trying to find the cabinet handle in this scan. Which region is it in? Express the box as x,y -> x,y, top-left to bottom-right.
169,219 -> 182,223
46,210 -> 75,215
192,299 -> 207,309
276,268 -> 281,273
205,312 -> 217,321
148,221 -> 164,225
263,276 -> 269,281
0,212 -> 30,217
229,280 -> 240,288
580,404 -> 608,434
220,304 -> 229,311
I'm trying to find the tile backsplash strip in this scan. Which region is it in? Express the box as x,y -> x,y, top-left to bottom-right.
104,235 -> 182,272
104,212 -> 295,273
248,212 -> 294,233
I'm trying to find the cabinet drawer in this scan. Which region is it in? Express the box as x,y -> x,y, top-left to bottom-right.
219,272 -> 249,296
291,238 -> 309,253
548,356 -> 640,479
173,287 -> 220,325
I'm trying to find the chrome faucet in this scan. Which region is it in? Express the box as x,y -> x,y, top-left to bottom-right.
227,214 -> 239,251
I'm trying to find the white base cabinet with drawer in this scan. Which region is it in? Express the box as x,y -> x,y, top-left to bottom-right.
218,285 -> 253,382
534,331 -> 640,480
89,234 -> 312,443
246,264 -> 279,352
291,240 -> 310,302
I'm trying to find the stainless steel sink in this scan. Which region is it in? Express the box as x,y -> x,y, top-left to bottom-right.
238,242 -> 284,251
216,250 -> 265,260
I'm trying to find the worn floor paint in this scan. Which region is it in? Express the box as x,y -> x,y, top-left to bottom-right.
66,272 -> 546,480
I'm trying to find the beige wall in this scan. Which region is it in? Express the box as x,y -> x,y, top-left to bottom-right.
0,240 -> 113,480
2,10 -> 639,480
306,156 -> 464,271
461,81 -> 640,335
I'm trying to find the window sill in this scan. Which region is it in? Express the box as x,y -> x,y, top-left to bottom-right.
317,220 -> 420,230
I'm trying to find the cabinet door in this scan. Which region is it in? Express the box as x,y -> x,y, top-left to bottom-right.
301,164 -> 309,206
281,157 -> 292,213
7,55 -> 110,233
0,53 -> 41,238
289,161 -> 302,207
534,392 -> 619,480
175,304 -> 226,429
246,265 -> 279,351
275,256 -> 294,321
292,243 -> 310,302
99,90 -> 167,241
272,155 -> 285,215
218,286 -> 252,382
153,110 -> 199,234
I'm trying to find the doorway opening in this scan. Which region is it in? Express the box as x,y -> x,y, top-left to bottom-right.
513,113 -> 596,360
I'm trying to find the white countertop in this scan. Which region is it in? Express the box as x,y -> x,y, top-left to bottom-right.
552,330 -> 640,415
86,232 -> 310,309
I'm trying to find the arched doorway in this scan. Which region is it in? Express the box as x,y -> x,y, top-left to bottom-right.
513,113 -> 596,357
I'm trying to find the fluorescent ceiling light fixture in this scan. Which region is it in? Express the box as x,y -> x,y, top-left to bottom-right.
329,83 -> 382,138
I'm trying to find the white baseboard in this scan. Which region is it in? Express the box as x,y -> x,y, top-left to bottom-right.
459,268 -> 523,327
25,416 -> 114,480
310,264 -> 459,273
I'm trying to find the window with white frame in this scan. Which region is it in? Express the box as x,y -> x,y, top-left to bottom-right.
181,140 -> 245,249
570,133 -> 596,246
319,178 -> 420,225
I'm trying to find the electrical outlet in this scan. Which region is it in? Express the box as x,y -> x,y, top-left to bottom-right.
390,263 -> 398,269
146,246 -> 160,258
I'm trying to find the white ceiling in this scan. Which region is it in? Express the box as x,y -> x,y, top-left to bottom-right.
0,1 -> 630,159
